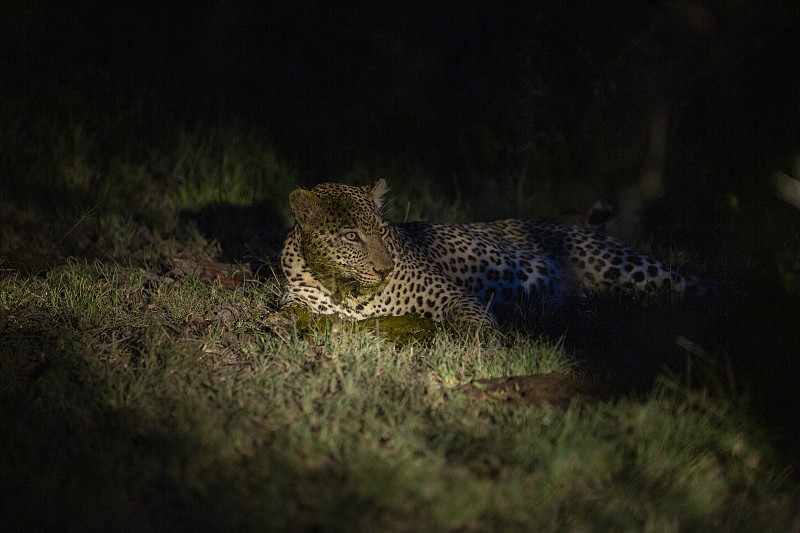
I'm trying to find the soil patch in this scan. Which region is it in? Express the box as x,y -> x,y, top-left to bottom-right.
463,372 -> 615,410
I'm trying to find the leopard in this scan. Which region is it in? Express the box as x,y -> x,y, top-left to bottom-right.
278,179 -> 709,332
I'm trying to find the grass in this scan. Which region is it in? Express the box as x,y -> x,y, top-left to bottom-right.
1,89 -> 799,531
2,261 -> 796,531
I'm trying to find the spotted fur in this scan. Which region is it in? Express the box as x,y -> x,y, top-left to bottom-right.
279,180 -> 707,331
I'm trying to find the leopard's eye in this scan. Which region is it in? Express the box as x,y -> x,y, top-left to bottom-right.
344,231 -> 359,242
379,226 -> 388,236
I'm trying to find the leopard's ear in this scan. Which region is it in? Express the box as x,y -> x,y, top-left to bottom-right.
289,189 -> 321,229
368,179 -> 389,210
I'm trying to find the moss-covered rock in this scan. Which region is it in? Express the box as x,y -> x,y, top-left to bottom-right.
264,307 -> 441,344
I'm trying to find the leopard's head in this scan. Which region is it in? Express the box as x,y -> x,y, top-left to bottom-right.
289,179 -> 394,293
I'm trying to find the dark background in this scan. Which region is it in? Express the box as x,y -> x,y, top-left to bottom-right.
3,2 -> 797,221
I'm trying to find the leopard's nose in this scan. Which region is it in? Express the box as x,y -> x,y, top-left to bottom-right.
374,265 -> 393,279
